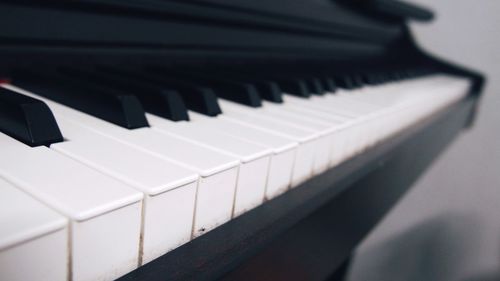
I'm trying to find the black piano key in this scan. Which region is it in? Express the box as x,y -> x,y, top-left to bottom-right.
201,70 -> 283,103
388,72 -> 399,81
100,67 -> 222,116
336,75 -> 356,90
231,68 -> 310,98
323,77 -> 337,93
399,70 -> 412,79
0,87 -> 63,147
315,78 -> 326,94
307,78 -> 326,96
352,75 -> 364,88
304,79 -> 318,95
392,71 -> 406,81
373,73 -> 385,84
361,73 -> 377,85
59,68 -> 189,121
149,68 -> 262,107
178,87 -> 222,117
13,71 -> 149,129
254,81 -> 283,103
261,71 -> 311,98
274,77 -> 310,98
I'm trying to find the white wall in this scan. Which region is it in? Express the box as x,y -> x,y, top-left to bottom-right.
347,1 -> 500,280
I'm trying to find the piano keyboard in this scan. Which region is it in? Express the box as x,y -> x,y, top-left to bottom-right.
0,72 -> 471,281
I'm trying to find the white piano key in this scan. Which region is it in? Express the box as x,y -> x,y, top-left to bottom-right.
284,95 -> 365,119
280,75 -> 467,162
49,118 -> 199,265
189,111 -> 298,199
0,178 -> 68,281
281,96 -> 378,161
261,101 -> 348,172
148,114 -> 272,217
0,133 -> 143,281
267,102 -> 355,166
3,84 -> 240,238
84,129 -> 239,238
218,103 -> 319,186
220,99 -> 340,175
289,79 -> 426,151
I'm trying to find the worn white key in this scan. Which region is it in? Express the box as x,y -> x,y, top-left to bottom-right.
0,133 -> 143,281
281,75 -> 471,163
0,177 -> 68,281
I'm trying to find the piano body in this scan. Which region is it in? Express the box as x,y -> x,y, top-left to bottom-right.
0,0 -> 484,280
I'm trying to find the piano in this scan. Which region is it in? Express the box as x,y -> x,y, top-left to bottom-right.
0,0 -> 484,280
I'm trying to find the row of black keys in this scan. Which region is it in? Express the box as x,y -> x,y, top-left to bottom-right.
0,65 -> 432,147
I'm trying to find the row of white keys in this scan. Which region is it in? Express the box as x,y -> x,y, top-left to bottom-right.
284,81 -> 406,159
270,102 -> 358,166
219,99 -> 341,176
356,76 -> 464,138
259,96 -> 358,167
285,75 -> 470,158
261,100 -> 362,166
285,83 -> 398,159
1,83 -> 203,266
50,118 -> 199,265
173,75 -> 469,198
4,84 -> 240,239
324,75 -> 464,139
216,102 -> 319,186
221,75 -> 470,178
189,111 -> 299,199
0,133 -> 143,281
258,101 -> 344,173
147,114 -> 273,217
0,177 -> 68,281
0,75 -> 470,280
286,76 -> 418,145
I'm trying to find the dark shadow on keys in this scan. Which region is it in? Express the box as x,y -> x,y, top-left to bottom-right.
345,213 -> 493,281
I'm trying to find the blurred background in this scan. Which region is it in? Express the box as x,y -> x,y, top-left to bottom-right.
347,1 -> 500,280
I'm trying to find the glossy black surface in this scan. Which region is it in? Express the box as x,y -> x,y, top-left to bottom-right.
99,67 -> 223,117
147,68 -> 263,107
0,87 -> 63,146
59,67 -> 190,121
13,71 -> 149,129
